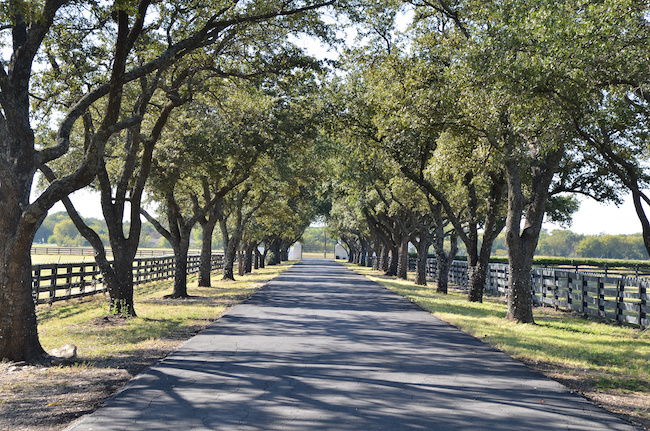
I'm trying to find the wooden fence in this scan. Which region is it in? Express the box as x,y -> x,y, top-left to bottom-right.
30,246 -> 198,258
32,254 -> 224,305
409,258 -> 648,328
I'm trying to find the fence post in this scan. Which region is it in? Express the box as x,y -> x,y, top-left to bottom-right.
32,265 -> 41,304
640,281 -> 647,329
580,273 -> 588,316
65,264 -> 73,297
616,279 -> 624,324
598,277 -> 605,318
567,272 -> 573,310
49,265 -> 57,303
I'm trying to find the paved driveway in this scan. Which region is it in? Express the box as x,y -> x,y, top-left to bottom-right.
65,259 -> 638,430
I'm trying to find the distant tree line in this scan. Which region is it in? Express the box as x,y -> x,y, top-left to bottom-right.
300,227 -> 339,253
34,212 -> 169,249
490,230 -> 649,261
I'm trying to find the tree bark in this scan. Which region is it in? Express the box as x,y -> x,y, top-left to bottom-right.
109,254 -> 137,314
396,234 -> 409,280
198,212 -> 219,287
386,243 -> 399,276
359,237 -> 368,266
379,243 -> 390,271
504,145 -> 563,323
414,240 -> 429,286
167,232 -> 191,298
222,233 -> 238,280
244,242 -> 255,274
0,239 -> 46,362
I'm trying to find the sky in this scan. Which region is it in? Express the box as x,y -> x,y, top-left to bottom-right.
545,194 -> 644,235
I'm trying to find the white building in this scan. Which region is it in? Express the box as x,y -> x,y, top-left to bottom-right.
288,242 -> 303,260
334,243 -> 348,260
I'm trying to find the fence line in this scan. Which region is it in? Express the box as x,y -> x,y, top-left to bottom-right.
407,257 -> 648,328
30,246 -> 203,258
32,254 -> 224,305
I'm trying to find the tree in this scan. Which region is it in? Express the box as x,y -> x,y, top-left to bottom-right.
1,0 -> 156,361
142,88 -> 273,295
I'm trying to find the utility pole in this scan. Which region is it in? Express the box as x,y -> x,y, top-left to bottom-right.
324,228 -> 327,259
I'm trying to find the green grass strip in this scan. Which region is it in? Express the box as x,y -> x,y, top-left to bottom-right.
345,264 -> 649,395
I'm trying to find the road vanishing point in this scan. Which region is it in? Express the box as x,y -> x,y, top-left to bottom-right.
65,259 -> 639,431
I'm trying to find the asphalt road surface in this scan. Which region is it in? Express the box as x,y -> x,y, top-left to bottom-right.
65,259 -> 639,431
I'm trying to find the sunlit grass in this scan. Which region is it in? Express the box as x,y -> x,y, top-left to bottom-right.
31,255 -> 95,264
345,263 -> 650,395
302,252 -> 336,259
36,261 -> 295,361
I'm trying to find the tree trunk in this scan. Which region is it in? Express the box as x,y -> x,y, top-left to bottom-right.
198,215 -> 218,287
504,147 -> 563,323
396,235 -> 409,280
168,234 -> 191,298
108,247 -> 137,316
415,241 -> 429,286
386,244 -> 399,277
223,238 -> 237,280
268,239 -> 281,266
244,242 -> 255,274
238,250 -> 245,276
467,257 -> 489,302
379,243 -> 390,271
359,238 -> 368,266
0,243 -> 46,362
507,252 -> 535,323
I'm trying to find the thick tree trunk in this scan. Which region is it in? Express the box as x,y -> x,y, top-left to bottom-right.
0,243 -> 46,362
167,234 -> 191,298
379,243 -> 390,272
108,248 -> 137,316
198,216 -> 218,287
268,239 -> 281,266
244,242 -> 255,274
504,147 -> 563,323
507,252 -> 535,323
223,239 -> 237,280
415,240 -> 429,286
436,255 -> 449,293
467,259 -> 488,301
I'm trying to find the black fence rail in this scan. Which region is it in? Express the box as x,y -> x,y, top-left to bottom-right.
409,257 -> 648,328
32,254 -> 224,305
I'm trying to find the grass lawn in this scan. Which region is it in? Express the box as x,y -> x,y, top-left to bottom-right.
344,263 -> 650,429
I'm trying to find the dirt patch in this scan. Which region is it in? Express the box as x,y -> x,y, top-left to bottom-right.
521,360 -> 650,430
0,339 -> 184,431
83,314 -> 130,328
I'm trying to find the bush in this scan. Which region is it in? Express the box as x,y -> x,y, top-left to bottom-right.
266,251 -> 276,266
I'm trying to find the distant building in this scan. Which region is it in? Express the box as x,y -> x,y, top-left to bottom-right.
288,242 -> 303,260
334,243 -> 348,260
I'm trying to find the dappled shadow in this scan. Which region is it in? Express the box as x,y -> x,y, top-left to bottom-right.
67,260 -> 637,431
